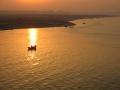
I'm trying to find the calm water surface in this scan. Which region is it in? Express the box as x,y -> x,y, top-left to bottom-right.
0,17 -> 120,90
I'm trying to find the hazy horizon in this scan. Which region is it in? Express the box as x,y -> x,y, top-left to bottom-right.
0,0 -> 120,15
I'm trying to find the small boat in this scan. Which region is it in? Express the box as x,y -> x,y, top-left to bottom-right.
82,22 -> 86,24
28,45 -> 36,51
64,25 -> 68,28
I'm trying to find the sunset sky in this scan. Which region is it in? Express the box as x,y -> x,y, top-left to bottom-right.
0,0 -> 120,14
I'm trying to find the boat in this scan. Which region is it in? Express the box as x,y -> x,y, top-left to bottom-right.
83,22 -> 86,24
28,45 -> 37,51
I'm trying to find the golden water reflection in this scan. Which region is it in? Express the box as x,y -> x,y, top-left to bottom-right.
27,28 -> 39,65
27,50 -> 39,66
28,28 -> 38,46
28,50 -> 36,59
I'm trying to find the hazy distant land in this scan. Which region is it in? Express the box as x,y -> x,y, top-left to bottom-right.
0,14 -> 111,30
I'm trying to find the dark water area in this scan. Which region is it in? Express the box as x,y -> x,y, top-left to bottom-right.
0,17 -> 120,90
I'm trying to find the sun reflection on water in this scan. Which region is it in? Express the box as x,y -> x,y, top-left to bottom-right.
28,50 -> 36,59
27,50 -> 39,66
29,28 -> 37,46
27,28 -> 39,65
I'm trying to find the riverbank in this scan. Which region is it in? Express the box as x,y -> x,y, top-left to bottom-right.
0,14 -> 110,30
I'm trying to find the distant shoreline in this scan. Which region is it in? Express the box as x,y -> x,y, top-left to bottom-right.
0,14 -> 112,30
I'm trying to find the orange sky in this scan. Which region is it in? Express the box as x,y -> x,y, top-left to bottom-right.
0,0 -> 120,14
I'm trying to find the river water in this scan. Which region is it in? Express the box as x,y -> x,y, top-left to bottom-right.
0,17 -> 120,90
